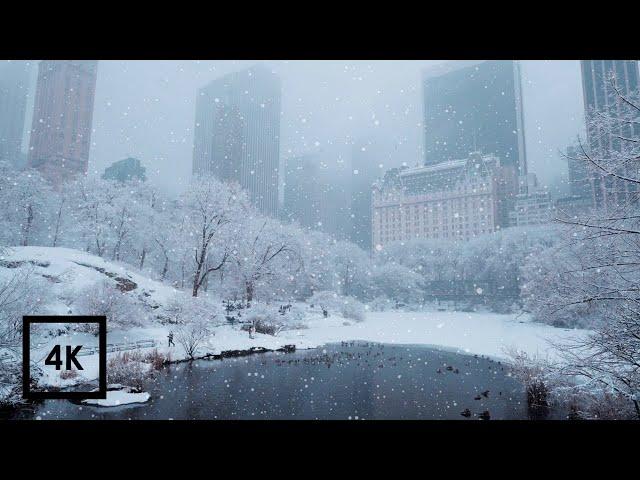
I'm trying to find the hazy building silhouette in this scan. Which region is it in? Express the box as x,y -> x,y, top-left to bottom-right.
422,60 -> 527,179
102,157 -> 146,183
28,60 -> 98,186
282,146 -> 352,240
283,154 -> 322,230
0,61 -> 32,168
349,138 -> 386,250
193,65 -> 281,217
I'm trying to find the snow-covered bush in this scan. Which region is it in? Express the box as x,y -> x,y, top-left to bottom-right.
73,280 -> 146,332
521,241 -> 603,328
370,263 -> 423,305
0,264 -> 51,405
242,304 -> 285,336
0,264 -> 50,347
367,296 -> 393,312
107,351 -> 153,389
280,303 -> 308,329
175,319 -> 210,359
308,291 -> 366,322
162,294 -> 221,326
341,298 -> 366,322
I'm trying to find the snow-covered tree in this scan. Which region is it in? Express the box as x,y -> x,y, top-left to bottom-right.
178,176 -> 246,297
0,166 -> 53,247
524,78 -> 640,418
227,215 -> 300,304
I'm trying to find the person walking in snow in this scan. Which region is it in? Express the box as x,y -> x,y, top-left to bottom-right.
167,331 -> 175,347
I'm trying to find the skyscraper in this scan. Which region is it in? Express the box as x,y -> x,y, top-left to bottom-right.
580,60 -> 640,209
283,154 -> 322,230
282,146 -> 352,240
422,60 -> 527,178
565,145 -> 591,200
349,138 -> 386,250
581,60 -> 640,154
0,60 -> 32,168
28,60 -> 98,186
193,65 -> 281,217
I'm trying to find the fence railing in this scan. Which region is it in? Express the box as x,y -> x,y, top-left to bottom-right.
76,339 -> 157,356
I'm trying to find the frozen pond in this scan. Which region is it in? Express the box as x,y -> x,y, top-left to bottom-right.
9,343 -> 542,420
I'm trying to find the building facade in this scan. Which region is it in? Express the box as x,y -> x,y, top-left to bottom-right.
581,60 -> 640,154
193,65 -> 281,217
565,145 -> 592,201
372,153 -> 508,249
580,60 -> 640,210
28,60 -> 98,186
0,60 -> 32,168
422,60 -> 527,180
508,190 -> 555,227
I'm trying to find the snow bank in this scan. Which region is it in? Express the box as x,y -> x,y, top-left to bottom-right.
82,388 -> 151,407
0,246 -> 180,315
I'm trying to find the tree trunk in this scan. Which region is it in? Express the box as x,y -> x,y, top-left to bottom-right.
22,204 -> 33,246
52,200 -> 64,247
245,281 -> 254,307
139,248 -> 146,270
161,255 -> 169,280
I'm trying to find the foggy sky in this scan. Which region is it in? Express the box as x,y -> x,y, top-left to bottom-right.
80,60 -> 586,195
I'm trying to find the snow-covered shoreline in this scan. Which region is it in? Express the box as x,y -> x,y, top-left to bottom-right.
31,309 -> 590,389
1,246 -> 591,391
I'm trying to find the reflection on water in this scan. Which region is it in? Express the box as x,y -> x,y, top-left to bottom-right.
10,343 -> 537,420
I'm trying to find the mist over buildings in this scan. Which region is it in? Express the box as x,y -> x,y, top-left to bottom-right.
75,60 -> 585,195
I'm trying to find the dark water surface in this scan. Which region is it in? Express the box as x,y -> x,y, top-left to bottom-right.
11,343 -> 536,420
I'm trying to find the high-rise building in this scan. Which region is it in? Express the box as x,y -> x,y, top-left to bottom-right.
422,60 -> 527,178
580,60 -> 640,210
282,146 -> 352,240
581,60 -> 640,154
565,145 -> 592,200
193,65 -> 281,217
349,138 -> 386,250
28,60 -> 98,186
0,60 -> 32,168
283,154 -> 323,230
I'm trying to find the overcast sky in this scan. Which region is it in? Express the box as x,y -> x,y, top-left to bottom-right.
83,60 -> 586,196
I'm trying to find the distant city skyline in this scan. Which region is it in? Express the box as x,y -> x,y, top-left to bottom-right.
83,60 -> 586,196
3,60 -> 587,197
